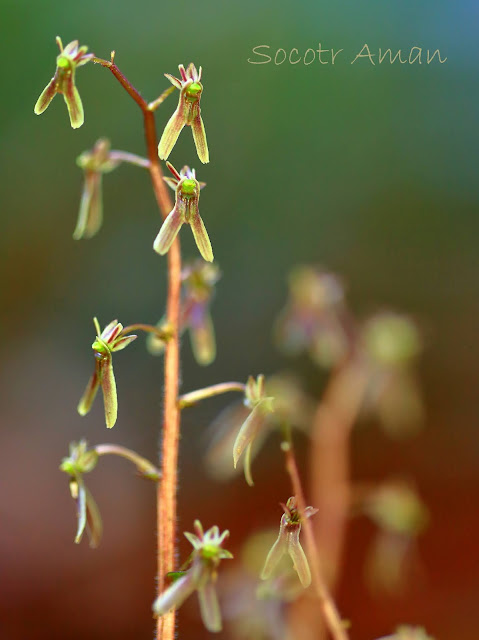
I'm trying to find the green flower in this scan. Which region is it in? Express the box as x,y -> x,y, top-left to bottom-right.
60,440 -> 102,547
261,497 -> 317,588
153,521 -> 233,632
153,162 -> 213,262
158,63 -> 209,163
34,37 -> 93,129
73,138 -> 121,240
232,375 -> 274,486
77,318 -> 137,428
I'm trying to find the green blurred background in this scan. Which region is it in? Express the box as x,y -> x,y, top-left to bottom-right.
1,1 -> 478,638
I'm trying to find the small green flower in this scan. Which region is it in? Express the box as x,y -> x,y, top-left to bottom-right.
34,37 -> 93,129
153,163 -> 213,262
147,260 -> 220,366
233,375 -> 274,486
153,520 -> 233,632
158,63 -> 209,163
261,497 -> 317,588
73,138 -> 121,240
60,440 -> 102,547
77,318 -> 137,428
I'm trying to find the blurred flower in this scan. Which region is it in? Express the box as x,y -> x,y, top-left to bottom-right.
147,260 -> 220,366
204,374 -> 311,483
153,162 -> 213,262
60,440 -> 102,547
158,63 -> 209,163
376,626 -> 435,640
34,36 -> 93,129
360,313 -> 424,438
77,318 -> 137,428
233,375 -> 275,486
261,497 -> 317,588
153,520 -> 233,632
362,480 -> 428,594
73,138 -> 121,240
275,266 -> 351,368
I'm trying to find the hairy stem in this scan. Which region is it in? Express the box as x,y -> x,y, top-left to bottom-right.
94,54 -> 180,640
281,438 -> 350,640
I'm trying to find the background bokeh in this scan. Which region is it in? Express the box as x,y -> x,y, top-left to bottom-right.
1,1 -> 478,638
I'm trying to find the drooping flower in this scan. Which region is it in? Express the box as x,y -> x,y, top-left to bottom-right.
158,63 -> 209,163
34,37 -> 93,129
60,440 -> 102,547
261,497 -> 318,588
77,318 -> 137,428
147,260 -> 220,365
275,266 -> 351,368
73,138 -> 122,240
153,520 -> 233,632
153,162 -> 213,262
232,375 -> 275,486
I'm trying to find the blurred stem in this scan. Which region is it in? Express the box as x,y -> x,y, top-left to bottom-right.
108,150 -> 150,168
94,444 -> 161,480
178,382 -> 246,409
94,53 -> 181,640
121,323 -> 172,342
281,432 -> 349,640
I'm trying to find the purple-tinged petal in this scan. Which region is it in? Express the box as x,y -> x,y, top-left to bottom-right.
190,214 -> 213,262
288,527 -> 311,587
34,76 -> 58,115
197,582 -> 222,632
111,334 -> 137,352
101,320 -> 121,343
99,356 -> 117,428
179,65 -> 188,82
153,202 -> 185,255
153,573 -> 196,617
191,113 -> 209,164
158,107 -> 186,160
62,71 -> 84,128
166,161 -> 182,181
164,73 -> 182,89
189,304 -> 215,366
73,170 -> 103,240
63,40 -> 79,57
77,361 -> 101,416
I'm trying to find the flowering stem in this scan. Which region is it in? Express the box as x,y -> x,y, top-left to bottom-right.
94,444 -> 161,480
94,53 -> 181,640
281,432 -> 349,640
121,323 -> 172,342
178,382 -> 246,409
108,150 -> 150,168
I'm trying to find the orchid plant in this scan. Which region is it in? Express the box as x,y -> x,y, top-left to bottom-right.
34,36 -> 434,640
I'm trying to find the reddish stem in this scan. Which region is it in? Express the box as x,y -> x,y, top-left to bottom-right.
94,55 -> 180,640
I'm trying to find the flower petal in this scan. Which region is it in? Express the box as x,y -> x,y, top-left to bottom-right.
191,113 -> 209,164
99,356 -> 117,428
189,304 -> 216,366
72,478 -> 87,544
111,334 -> 137,352
158,107 -> 186,160
62,71 -> 84,129
164,73 -> 182,89
153,202 -> 185,255
153,574 -> 195,617
34,76 -> 58,114
232,402 -> 268,469
77,361 -> 101,416
243,442 -> 254,487
261,527 -> 288,580
197,581 -> 222,632
288,527 -> 311,587
84,484 -> 103,548
73,171 -> 103,240
190,214 -> 213,262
